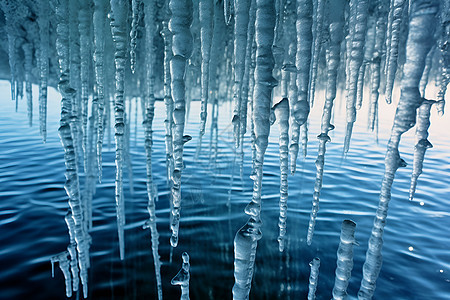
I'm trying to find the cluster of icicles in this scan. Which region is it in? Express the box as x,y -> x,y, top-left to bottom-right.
1,0 -> 448,298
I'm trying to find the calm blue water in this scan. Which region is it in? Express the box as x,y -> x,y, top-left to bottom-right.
0,81 -> 449,299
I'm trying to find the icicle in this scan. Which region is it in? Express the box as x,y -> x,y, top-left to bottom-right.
306,0 -> 345,245
356,21 -> 375,111
93,0 -> 108,181
65,211 -> 80,293
290,0 -> 313,172
436,7 -> 450,116
307,257 -> 320,300
79,0 -> 92,175
274,99 -> 289,252
169,0 -> 193,247
110,0 -> 129,260
37,0 -> 49,142
332,220 -> 357,300
409,100 -> 435,201
369,0 -> 389,131
141,1 -> 162,298
22,42 -> 33,127
124,110 -> 134,194
384,0 -> 408,104
198,0 -> 213,140
359,2 -> 439,298
55,0 -> 90,296
232,0 -> 251,148
343,0 -> 369,154
233,0 -> 276,298
172,252 -> 190,300
309,0 -> 325,107
161,0 -> 174,186
130,0 -> 142,74
51,251 -> 72,298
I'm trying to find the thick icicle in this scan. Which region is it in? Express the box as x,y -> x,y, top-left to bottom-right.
38,0 -> 49,142
171,252 -> 190,300
290,0 -> 313,172
274,99 -> 289,252
55,0 -> 89,296
307,257 -> 320,300
51,251 -> 72,298
369,0 -> 389,131
343,0 -> 369,154
359,2 -> 439,298
130,0 -> 142,74
110,0 -> 129,260
309,0 -> 325,107
332,220 -> 357,300
384,0 -> 408,104
198,0 -> 213,138
409,100 -> 435,201
232,0 -> 276,298
93,0 -> 108,181
169,0 -> 193,247
141,1 -> 163,299
307,0 -> 345,246
232,0 -> 250,148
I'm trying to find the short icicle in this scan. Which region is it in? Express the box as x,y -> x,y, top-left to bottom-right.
307,257 -> 320,300
169,0 -> 194,247
232,0 -> 276,298
332,219 -> 357,300
306,0 -> 346,246
358,2 -> 439,298
110,0 -> 129,260
171,252 -> 190,300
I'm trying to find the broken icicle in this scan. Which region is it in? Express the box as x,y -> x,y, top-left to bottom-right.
307,257 -> 320,300
343,0 -> 369,154
233,0 -> 276,298
169,0 -> 193,247
384,0 -> 408,104
359,2 -> 439,298
409,100 -> 435,201
332,219 -> 357,300
232,0 -> 251,148
51,251 -> 72,298
110,0 -> 129,260
171,252 -> 190,300
93,0 -> 108,181
55,0 -> 89,296
307,0 -> 346,246
273,98 -> 289,252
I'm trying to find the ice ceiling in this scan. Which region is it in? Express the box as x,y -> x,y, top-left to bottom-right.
0,0 -> 448,299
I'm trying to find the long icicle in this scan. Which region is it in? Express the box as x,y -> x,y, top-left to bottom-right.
343,0 -> 369,154
232,0 -> 276,298
22,42 -> 33,127
130,0 -> 142,74
169,0 -> 193,247
110,0 -> 129,260
309,0 -> 325,107
55,0 -> 89,295
307,0 -> 345,246
358,2 -> 439,298
142,1 -> 163,298
93,0 -> 108,181
436,5 -> 450,116
38,0 -> 49,142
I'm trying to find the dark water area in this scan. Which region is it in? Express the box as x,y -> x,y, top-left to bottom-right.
0,81 -> 449,299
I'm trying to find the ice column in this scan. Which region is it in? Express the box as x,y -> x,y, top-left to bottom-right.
359,2 -> 439,298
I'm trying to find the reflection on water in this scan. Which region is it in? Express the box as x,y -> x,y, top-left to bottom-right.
0,82 -> 449,299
